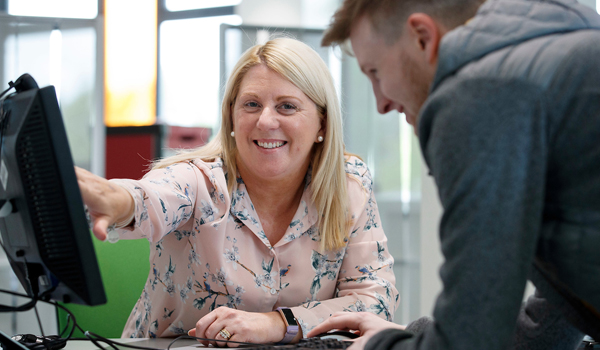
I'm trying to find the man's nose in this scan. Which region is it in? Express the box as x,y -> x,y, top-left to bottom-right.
376,96 -> 401,115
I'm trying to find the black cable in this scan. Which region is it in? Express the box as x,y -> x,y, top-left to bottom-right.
84,331 -> 161,350
0,241 -> 39,313
34,305 -> 45,336
0,80 -> 15,99
166,335 -> 260,349
2,288 -> 314,350
84,332 -> 261,350
84,332 -> 119,350
58,314 -> 72,338
0,289 -> 75,338
0,239 -> 57,313
51,299 -> 79,341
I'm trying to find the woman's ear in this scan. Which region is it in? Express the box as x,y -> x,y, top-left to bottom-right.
406,13 -> 443,65
319,113 -> 327,140
229,103 -> 235,133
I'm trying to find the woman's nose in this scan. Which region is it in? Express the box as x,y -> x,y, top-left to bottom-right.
256,107 -> 279,130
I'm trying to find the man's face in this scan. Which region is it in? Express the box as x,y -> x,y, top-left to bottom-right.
350,15 -> 433,133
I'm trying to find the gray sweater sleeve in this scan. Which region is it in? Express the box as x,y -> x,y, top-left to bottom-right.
511,289 -> 584,349
367,77 -> 553,350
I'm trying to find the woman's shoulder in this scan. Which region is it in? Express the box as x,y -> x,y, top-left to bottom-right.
344,155 -> 374,195
187,157 -> 228,181
189,156 -> 225,171
151,157 -> 227,185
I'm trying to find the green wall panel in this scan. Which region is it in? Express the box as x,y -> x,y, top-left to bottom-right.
57,236 -> 149,338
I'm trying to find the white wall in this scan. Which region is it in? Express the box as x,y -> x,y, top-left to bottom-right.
578,0 -> 596,10
419,166 -> 443,317
235,0 -> 339,29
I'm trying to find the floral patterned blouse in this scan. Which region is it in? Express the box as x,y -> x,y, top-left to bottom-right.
110,156 -> 399,338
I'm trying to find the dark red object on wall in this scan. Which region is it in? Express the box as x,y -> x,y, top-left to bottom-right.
105,125 -> 162,180
105,125 -> 212,181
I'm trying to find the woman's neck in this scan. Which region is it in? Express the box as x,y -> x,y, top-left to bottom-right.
236,161 -> 309,244
241,170 -> 306,217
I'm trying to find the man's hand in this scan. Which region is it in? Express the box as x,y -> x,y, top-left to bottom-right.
307,312 -> 405,350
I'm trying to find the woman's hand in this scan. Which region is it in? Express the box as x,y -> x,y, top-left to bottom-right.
188,307 -> 288,347
307,312 -> 405,350
75,166 -> 134,241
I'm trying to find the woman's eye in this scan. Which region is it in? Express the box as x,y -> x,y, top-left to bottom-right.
278,103 -> 298,113
243,101 -> 260,110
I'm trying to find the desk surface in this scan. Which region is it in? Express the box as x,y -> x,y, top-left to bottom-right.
64,338 -> 203,349
62,337 -> 354,350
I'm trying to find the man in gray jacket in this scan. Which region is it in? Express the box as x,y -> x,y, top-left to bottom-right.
309,0 -> 600,349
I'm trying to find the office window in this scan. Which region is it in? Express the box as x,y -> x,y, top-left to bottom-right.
166,0 -> 242,11
341,55 -> 422,324
104,0 -> 158,127
0,12 -> 101,336
7,0 -> 98,19
2,24 -> 97,170
575,0 -> 598,11
158,15 -> 241,128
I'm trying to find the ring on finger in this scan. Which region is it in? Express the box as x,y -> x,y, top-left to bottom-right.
218,328 -> 232,340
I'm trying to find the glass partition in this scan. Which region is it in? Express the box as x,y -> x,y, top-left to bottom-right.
0,12 -> 101,336
7,0 -> 98,19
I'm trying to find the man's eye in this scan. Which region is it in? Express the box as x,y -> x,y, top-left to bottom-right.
369,69 -> 379,80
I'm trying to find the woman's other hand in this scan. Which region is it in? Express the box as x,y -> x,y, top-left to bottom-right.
188,307 -> 288,347
307,312 -> 406,350
75,166 -> 134,241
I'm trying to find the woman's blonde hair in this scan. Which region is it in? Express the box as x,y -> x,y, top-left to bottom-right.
153,37 -> 349,251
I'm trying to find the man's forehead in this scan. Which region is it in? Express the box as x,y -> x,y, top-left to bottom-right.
349,14 -> 377,43
349,15 -> 381,70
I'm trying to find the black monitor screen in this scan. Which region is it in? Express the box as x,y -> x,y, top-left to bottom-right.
0,74 -> 106,306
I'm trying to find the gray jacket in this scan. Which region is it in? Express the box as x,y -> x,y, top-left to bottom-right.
366,0 -> 600,349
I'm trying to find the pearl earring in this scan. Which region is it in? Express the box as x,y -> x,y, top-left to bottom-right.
231,131 -> 235,137
317,136 -> 324,142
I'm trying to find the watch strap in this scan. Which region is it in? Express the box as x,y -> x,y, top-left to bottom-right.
276,307 -> 299,344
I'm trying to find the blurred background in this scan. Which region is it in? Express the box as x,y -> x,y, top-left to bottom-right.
0,0 -> 598,339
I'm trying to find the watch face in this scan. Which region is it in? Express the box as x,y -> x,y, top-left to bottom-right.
280,308 -> 298,326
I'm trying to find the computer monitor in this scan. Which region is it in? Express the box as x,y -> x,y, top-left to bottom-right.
0,74 -> 106,306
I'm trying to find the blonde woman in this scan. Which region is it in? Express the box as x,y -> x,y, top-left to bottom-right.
77,38 -> 398,346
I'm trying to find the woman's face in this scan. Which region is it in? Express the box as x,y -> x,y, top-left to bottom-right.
232,64 -> 324,184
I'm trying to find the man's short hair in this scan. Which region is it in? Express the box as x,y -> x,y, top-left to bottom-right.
322,0 -> 485,47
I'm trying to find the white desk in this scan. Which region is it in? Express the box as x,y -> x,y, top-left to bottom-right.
63,338 -> 204,349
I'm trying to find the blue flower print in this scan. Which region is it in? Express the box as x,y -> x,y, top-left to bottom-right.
254,258 -> 276,292
309,250 -> 340,299
345,300 -> 368,312
187,242 -> 202,269
177,276 -> 195,304
168,321 -> 186,335
199,199 -> 219,224
162,308 -> 175,320
223,237 -> 240,271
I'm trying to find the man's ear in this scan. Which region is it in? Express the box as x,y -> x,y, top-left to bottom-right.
406,13 -> 443,64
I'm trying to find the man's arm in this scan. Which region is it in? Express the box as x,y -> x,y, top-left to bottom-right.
384,76 -> 549,350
